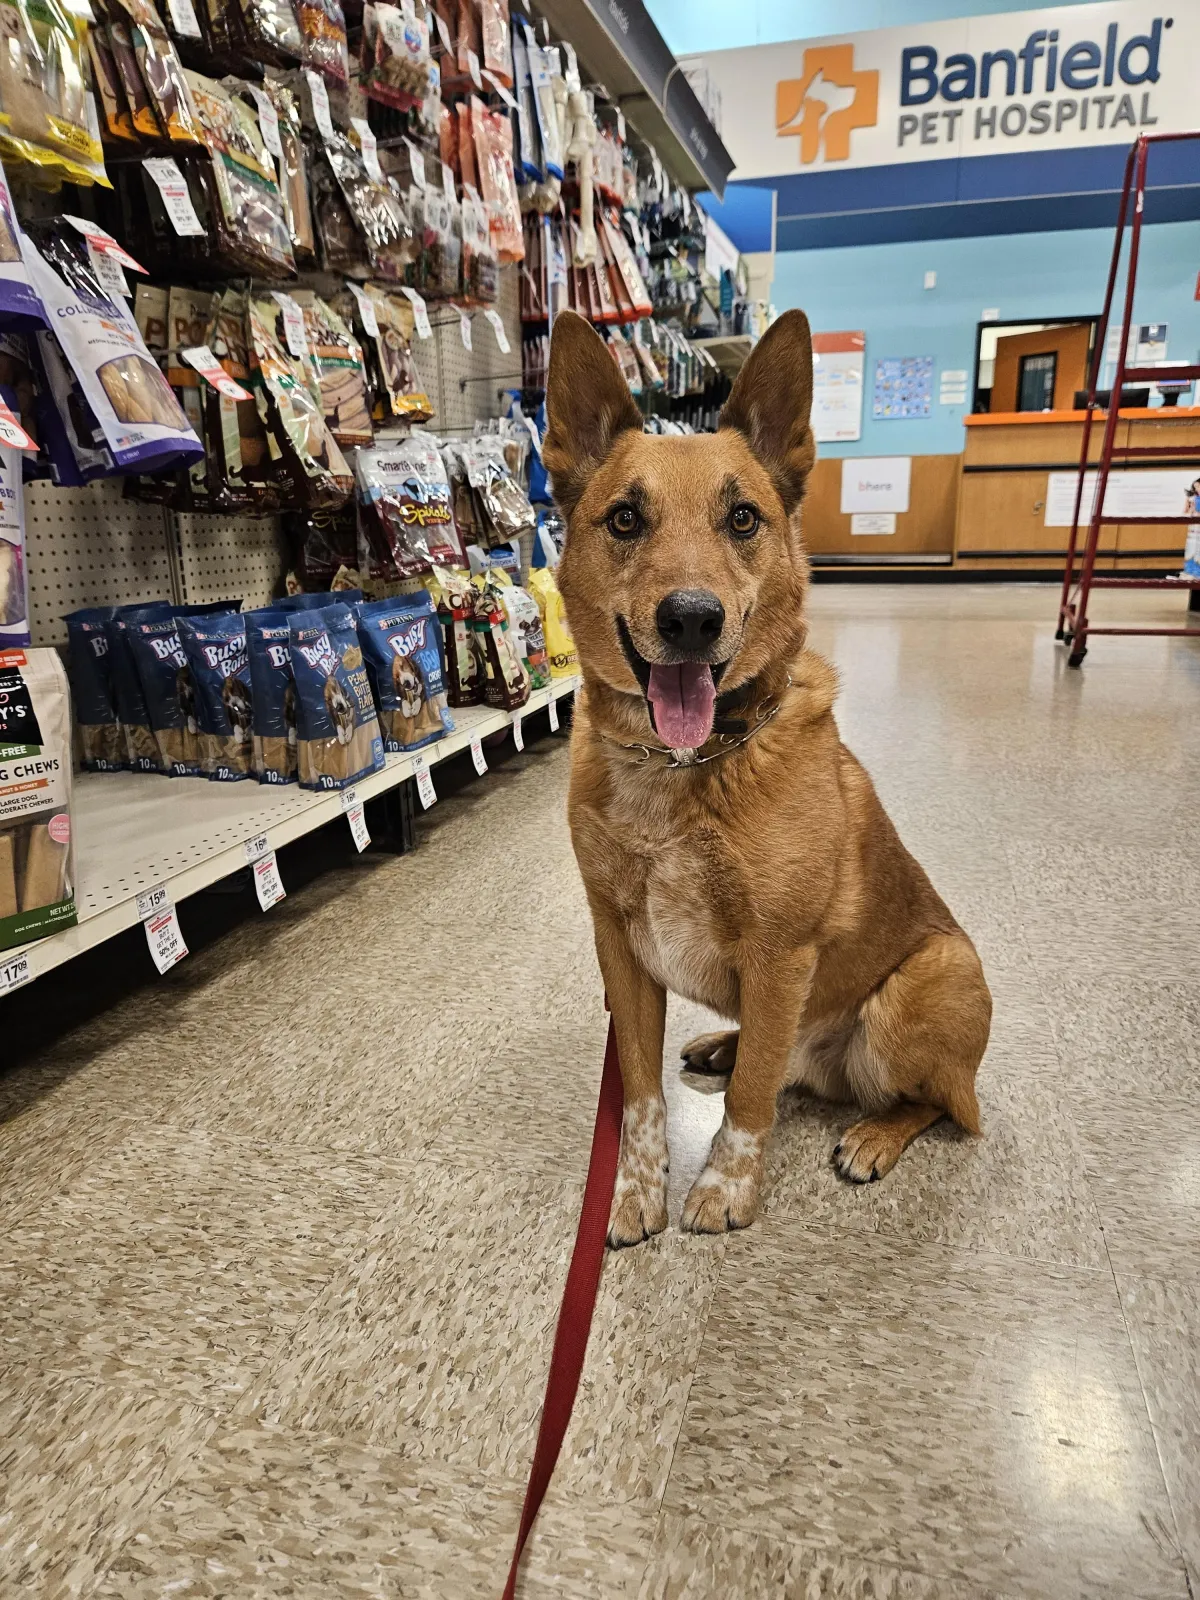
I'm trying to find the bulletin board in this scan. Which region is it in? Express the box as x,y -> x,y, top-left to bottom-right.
872,356 -> 934,420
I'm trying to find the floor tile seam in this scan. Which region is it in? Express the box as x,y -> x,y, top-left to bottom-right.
1106,1234 -> 1194,1577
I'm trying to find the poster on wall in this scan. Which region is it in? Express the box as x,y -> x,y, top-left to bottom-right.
1044,468 -> 1200,526
873,356 -> 933,419
841,456 -> 912,514
811,331 -> 865,442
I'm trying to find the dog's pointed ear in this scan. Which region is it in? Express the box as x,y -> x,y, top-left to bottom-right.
543,310 -> 643,516
720,310 -> 816,510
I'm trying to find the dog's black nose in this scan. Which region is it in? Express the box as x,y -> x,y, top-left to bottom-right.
656,589 -> 726,655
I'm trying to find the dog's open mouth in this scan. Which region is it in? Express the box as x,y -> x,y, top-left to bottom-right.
618,617 -> 724,749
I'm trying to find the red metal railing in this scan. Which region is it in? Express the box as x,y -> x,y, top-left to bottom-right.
1056,131 -> 1200,666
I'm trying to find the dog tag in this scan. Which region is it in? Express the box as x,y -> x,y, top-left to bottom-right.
136,883 -> 170,921
548,697 -> 560,732
512,712 -> 524,751
144,158 -> 205,237
0,951 -> 30,993
469,732 -> 487,774
145,904 -> 187,974
412,751 -> 437,808
253,850 -> 286,910
458,309 -> 473,351
483,308 -> 510,354
400,286 -> 432,339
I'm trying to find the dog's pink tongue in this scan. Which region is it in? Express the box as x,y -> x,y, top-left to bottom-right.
648,663 -> 716,749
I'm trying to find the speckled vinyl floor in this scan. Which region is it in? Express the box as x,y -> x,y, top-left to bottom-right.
3,583 -> 1200,1599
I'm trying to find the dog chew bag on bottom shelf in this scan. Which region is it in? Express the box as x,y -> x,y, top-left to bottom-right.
64,606 -> 124,771
246,610 -> 297,785
354,594 -> 453,754
0,647 -> 76,952
288,603 -> 384,791
104,602 -> 174,772
177,612 -> 254,781
127,612 -> 205,777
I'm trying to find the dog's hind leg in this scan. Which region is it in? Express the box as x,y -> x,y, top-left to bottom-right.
680,1029 -> 738,1075
833,931 -> 991,1183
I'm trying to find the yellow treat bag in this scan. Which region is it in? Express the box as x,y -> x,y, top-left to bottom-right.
528,567 -> 577,679
0,0 -> 108,186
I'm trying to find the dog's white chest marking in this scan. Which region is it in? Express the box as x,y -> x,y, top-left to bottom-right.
629,861 -> 733,1013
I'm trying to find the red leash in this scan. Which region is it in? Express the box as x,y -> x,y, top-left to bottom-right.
501,1015 -> 624,1598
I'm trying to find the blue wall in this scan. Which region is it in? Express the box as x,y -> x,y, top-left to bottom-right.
646,0 -> 1107,55
775,220 -> 1200,457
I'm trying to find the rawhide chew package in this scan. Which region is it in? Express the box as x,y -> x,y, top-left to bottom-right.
184,71 -> 296,279
177,611 -> 253,780
64,605 -> 124,770
246,608 -> 297,785
288,603 -> 384,790
293,291 -> 373,448
493,576 -> 549,690
0,647 -> 76,951
355,436 -> 460,581
249,295 -> 354,510
354,593 -> 453,753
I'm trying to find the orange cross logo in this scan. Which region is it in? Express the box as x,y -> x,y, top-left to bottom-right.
777,45 -> 879,164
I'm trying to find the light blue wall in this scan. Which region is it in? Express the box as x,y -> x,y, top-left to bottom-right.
774,221 -> 1200,457
647,0 -> 1108,55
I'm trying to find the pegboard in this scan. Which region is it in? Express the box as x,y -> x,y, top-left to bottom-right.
174,511 -> 289,610
26,482 -> 176,649
432,266 -> 523,433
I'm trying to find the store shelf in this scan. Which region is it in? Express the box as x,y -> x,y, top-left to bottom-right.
6,677 -> 581,987
528,0 -> 734,198
692,334 -> 753,377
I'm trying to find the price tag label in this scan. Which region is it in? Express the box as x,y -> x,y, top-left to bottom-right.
180,346 -> 252,402
136,882 -> 170,921
351,116 -> 383,181
433,9 -> 452,52
166,0 -> 202,37
143,157 -> 205,237
400,285 -> 432,339
244,833 -> 269,863
458,308 -> 473,351
403,138 -> 426,189
442,160 -> 456,198
469,732 -> 487,774
467,48 -> 483,89
0,400 -> 36,453
146,904 -> 188,974
411,751 -> 437,808
253,850 -> 286,910
248,87 -> 283,161
483,308 -> 511,354
63,216 -> 146,274
87,241 -> 129,301
345,803 -> 369,852
512,712 -> 524,751
521,413 -> 541,458
548,697 -> 560,732
271,291 -> 310,358
0,951 -> 30,993
347,282 -> 379,338
481,69 -> 518,110
305,70 -> 335,142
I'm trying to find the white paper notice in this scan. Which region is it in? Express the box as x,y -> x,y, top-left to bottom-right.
459,309 -> 473,351
840,456 -> 912,514
352,117 -> 383,180
481,69 -> 518,109
253,851 -> 286,909
347,282 -> 379,338
306,70 -> 335,142
433,9 -> 452,52
249,88 -> 283,161
181,346 -> 252,401
63,216 -> 146,273
166,0 -> 202,37
548,697 -> 560,731
144,158 -> 205,236
442,161 -> 456,198
512,713 -> 524,751
483,308 -> 511,354
0,951 -> 30,993
145,904 -> 187,973
272,291 -> 310,358
400,286 -> 432,339
341,788 -> 370,851
88,242 -> 129,300
412,751 -> 437,808
403,138 -> 426,189
811,331 -> 865,444
469,732 -> 488,774
467,48 -> 483,89
851,512 -> 897,535
1044,469 -> 1198,527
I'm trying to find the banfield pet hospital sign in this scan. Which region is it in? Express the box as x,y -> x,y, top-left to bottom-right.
689,2 -> 1196,178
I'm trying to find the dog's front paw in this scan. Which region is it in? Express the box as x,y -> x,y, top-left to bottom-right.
681,1116 -> 766,1235
607,1096 -> 669,1249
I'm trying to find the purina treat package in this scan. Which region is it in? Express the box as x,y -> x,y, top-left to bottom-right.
354,592 -> 453,753
246,608 -> 298,785
288,602 -> 384,790
0,647 -> 75,952
177,610 -> 254,781
64,605 -> 124,771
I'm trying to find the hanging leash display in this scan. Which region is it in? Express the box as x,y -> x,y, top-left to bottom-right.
501,1015 -> 624,1599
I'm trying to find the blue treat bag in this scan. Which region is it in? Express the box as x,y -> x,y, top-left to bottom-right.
288,603 -> 384,791
355,593 -> 454,753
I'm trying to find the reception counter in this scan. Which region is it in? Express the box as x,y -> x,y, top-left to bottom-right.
954,407 -> 1200,574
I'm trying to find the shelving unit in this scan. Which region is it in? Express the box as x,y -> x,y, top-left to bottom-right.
6,676 -> 580,986
692,334 -> 752,378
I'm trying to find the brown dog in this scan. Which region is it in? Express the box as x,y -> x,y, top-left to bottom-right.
544,309 -> 991,1245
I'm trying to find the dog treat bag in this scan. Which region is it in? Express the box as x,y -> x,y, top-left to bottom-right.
0,646 -> 75,951
127,613 -> 205,777
355,593 -> 453,753
355,437 -> 461,581
528,567 -> 577,679
0,441 -> 27,648
289,602 -> 384,791
471,581 -> 529,712
105,602 -> 173,772
495,579 -> 549,690
246,608 -> 297,785
427,563 -> 484,707
177,611 -> 253,781
64,605 -> 124,770
278,588 -> 364,612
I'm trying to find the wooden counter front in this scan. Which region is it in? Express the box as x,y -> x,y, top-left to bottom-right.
803,454 -> 960,564
955,409 -> 1200,572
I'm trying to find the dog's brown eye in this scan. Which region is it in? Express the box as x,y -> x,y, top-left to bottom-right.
730,504 -> 759,538
607,505 -> 642,539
